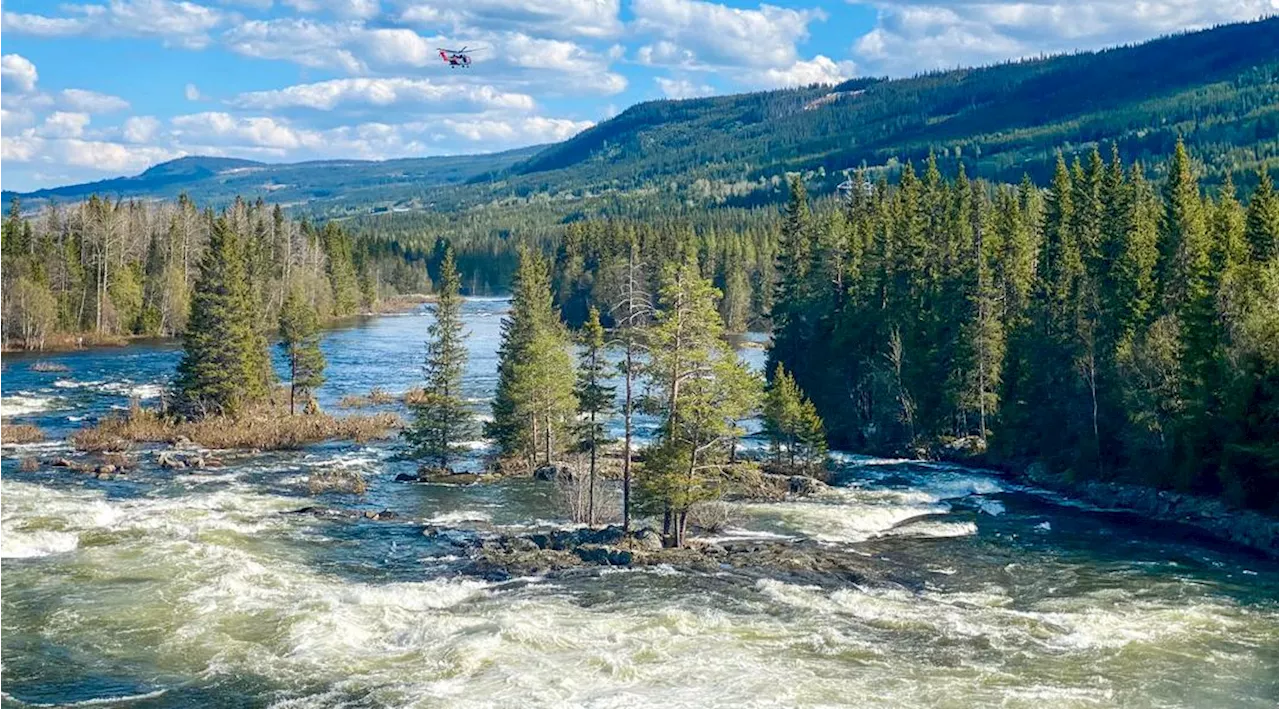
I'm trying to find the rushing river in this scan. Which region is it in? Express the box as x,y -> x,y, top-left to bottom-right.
2,298 -> 1276,708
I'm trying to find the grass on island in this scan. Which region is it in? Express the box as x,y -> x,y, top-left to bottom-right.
338,387 -> 398,409
30,361 -> 71,373
2,423 -> 45,444
72,399 -> 402,452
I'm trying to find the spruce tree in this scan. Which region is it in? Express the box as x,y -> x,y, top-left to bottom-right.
278,285 -> 326,415
768,175 -> 812,376
489,246 -> 576,469
405,247 -> 475,471
174,216 -> 272,417
764,363 -> 827,472
1244,169 -> 1279,266
574,306 -> 615,525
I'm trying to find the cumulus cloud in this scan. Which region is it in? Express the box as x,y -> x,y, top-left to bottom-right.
500,34 -> 627,94
123,116 -> 162,143
850,0 -> 1275,75
655,77 -> 714,99
632,0 -> 823,69
3,0 -> 226,50
171,112 -> 319,150
399,0 -> 622,39
445,116 -> 593,143
38,112 -> 92,139
231,77 -> 536,111
59,89 -> 131,113
1,54 -> 39,93
223,18 -> 367,72
748,55 -> 855,88
283,0 -> 381,19
1,108 -> 37,133
185,83 -> 206,101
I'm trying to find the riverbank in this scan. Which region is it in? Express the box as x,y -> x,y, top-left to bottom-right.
1014,460 -> 1279,557
0,294 -> 434,354
927,441 -> 1278,557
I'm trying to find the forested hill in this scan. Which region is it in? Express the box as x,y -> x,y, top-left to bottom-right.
7,18 -> 1276,218
2,146 -> 544,211
507,18 -> 1277,198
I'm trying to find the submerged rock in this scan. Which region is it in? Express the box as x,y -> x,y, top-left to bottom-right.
533,464 -> 573,481
281,506 -> 398,521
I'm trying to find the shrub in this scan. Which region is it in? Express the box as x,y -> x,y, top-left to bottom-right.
72,402 -> 402,451
308,468 -> 368,495
2,424 -> 46,444
686,500 -> 739,534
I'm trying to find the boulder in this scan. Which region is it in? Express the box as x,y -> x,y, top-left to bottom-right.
788,475 -> 825,495
394,472 -> 419,482
628,528 -> 664,552
95,464 -> 117,475
533,464 -> 572,482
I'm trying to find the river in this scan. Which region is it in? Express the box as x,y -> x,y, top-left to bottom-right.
1,298 -> 1275,708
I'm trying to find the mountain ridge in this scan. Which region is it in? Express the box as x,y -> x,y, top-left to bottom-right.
7,17 -> 1276,214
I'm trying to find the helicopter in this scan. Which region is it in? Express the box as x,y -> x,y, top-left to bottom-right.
438,47 -> 482,68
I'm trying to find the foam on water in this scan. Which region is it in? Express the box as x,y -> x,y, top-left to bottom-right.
1,395 -> 57,418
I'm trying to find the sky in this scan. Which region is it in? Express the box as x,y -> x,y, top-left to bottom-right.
1,0 -> 1275,192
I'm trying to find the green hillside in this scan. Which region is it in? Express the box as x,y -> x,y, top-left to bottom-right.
505,18 -> 1277,200
3,147 -> 545,211
6,18 -> 1275,220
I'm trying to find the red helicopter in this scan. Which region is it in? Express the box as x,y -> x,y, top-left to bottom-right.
438,47 -> 482,68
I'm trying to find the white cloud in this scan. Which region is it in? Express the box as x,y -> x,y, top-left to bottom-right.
1,108 -> 37,133
850,0 -> 1275,76
231,77 -> 536,111
655,77 -> 714,99
3,1 -> 226,50
748,55 -> 854,88
357,27 -> 438,66
38,112 -> 92,139
59,89 -> 131,113
171,112 -> 319,150
398,0 -> 622,39
123,116 -> 162,143
0,13 -> 89,37
446,116 -> 593,143
632,0 -> 823,69
222,18 -> 367,72
1,54 -> 39,93
185,83 -> 205,101
500,34 -> 627,94
283,0 -> 381,19
1,135 -> 46,162
58,139 -> 184,171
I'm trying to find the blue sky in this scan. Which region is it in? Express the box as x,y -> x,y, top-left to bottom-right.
1,0 -> 1273,191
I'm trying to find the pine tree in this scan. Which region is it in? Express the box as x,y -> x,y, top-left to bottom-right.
405,247 -> 475,470
574,306 -> 615,525
641,254 -> 758,546
174,216 -> 272,417
611,239 -> 653,531
278,285 -> 326,415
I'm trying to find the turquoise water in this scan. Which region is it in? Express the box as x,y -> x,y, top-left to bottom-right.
2,299 -> 1275,708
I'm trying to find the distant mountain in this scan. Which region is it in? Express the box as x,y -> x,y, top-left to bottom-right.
3,146 -> 545,212
7,18 -> 1276,216
503,18 -> 1277,198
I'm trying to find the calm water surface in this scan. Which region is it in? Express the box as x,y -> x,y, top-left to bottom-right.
1,298 -> 1275,708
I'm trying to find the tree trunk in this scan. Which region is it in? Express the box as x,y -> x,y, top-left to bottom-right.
622,344 -> 634,532
588,409 -> 597,527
